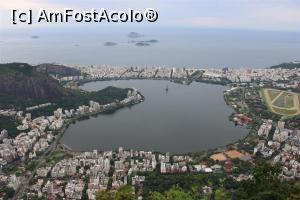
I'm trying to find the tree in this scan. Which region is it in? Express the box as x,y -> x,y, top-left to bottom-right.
96,185 -> 134,200
236,163 -> 300,200
96,190 -> 114,200
115,185 -> 135,200
149,186 -> 193,200
214,188 -> 230,200
148,192 -> 166,200
1,186 -> 15,199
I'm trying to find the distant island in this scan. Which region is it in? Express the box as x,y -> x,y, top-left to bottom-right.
104,42 -> 118,46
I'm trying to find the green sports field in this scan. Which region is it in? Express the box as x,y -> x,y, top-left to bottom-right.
261,88 -> 300,116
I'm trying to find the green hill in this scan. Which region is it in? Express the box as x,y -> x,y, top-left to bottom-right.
269,62 -> 300,69
0,63 -> 66,100
0,63 -> 130,113
35,63 -> 82,77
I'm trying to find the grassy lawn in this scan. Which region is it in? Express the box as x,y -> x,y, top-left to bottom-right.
273,92 -> 294,108
260,89 -> 273,112
267,89 -> 281,101
261,88 -> 300,117
284,93 -> 294,108
272,107 -> 297,116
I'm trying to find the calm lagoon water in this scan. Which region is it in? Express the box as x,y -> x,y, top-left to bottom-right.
61,80 -> 248,153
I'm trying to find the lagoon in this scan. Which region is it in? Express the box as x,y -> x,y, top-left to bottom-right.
61,80 -> 248,153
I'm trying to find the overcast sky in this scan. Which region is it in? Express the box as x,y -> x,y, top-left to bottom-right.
1,0 -> 300,32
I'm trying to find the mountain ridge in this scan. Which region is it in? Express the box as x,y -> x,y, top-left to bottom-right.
0,63 -> 66,100
35,63 -> 82,77
269,62 -> 300,69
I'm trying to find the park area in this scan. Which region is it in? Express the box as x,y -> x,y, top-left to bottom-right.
261,88 -> 300,116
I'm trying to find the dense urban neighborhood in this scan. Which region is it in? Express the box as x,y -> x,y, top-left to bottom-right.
0,62 -> 300,199
74,62 -> 300,90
